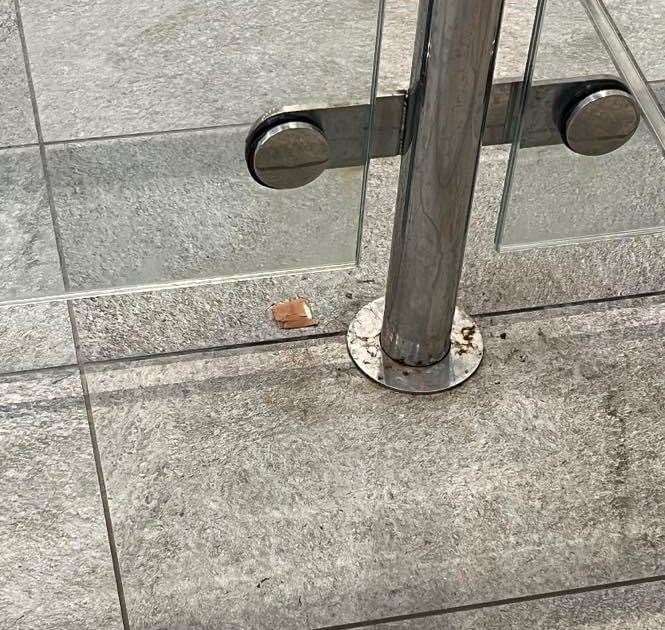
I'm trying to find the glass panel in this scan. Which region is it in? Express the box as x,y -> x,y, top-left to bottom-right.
603,0 -> 665,86
581,0 -> 665,149
1,0 -> 384,305
497,0 -> 665,251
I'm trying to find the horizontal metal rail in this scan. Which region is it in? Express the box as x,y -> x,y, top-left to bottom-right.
249,76 -> 664,172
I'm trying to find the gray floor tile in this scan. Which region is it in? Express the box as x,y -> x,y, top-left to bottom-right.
377,0 -> 416,94
533,0 -> 615,80
536,0 -> 664,81
88,296 -> 665,629
13,0 -> 665,363
67,0 -> 665,362
500,123 -> 665,247
0,302 -> 75,374
47,128 -> 361,292
0,145 -> 75,375
605,0 -> 665,82
365,582 -> 665,629
20,0 -> 599,142
496,0 -> 541,78
461,147 -> 665,302
0,0 -> 36,147
65,145 -> 392,361
20,0 -> 381,140
71,148 -> 665,362
0,147 -> 64,301
69,268 -> 386,361
380,0 -> 539,94
0,368 -> 122,629
381,0 -> 665,88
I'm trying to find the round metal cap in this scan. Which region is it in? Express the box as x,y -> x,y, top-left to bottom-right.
251,121 -> 330,189
564,88 -> 640,156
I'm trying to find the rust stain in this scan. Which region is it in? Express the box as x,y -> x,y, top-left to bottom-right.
461,325 -> 476,342
453,325 -> 477,355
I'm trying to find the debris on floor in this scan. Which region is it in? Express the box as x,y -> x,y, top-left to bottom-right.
272,299 -> 319,330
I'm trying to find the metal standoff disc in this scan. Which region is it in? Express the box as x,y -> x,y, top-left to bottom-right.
250,121 -> 330,189
347,298 -> 484,394
564,88 -> 640,156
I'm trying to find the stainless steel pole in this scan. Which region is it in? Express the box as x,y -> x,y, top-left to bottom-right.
347,0 -> 505,392
383,0 -> 505,366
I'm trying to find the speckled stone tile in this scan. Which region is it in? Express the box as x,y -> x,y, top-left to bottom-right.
47,127 -> 361,292
0,0 -> 36,147
380,0 -> 539,94
381,0 -> 665,89
19,0 -> 381,140
499,121 -> 665,247
70,145 -> 665,362
365,582 -> 665,629
0,302 -> 75,374
376,0 -> 415,93
66,148 -> 392,359
496,0 -> 541,79
532,0 -> 615,80
0,368 -> 122,629
64,0 -> 665,362
0,147 -> 64,301
0,146 -> 75,374
525,0 -> 665,83
88,296 -> 665,629
461,144 -> 665,311
604,1 -> 665,82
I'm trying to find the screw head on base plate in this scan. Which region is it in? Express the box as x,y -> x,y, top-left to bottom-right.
346,298 -> 484,394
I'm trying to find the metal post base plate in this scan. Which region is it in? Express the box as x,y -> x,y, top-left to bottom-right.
347,298 -> 484,394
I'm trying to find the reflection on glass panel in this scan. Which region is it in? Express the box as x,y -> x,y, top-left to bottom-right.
497,0 -> 665,251
603,0 -> 665,85
0,148 -> 65,301
580,0 -> 665,150
1,0 -> 384,305
47,128 -> 363,294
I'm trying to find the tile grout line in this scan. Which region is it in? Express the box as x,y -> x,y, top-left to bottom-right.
78,330 -> 345,370
73,286 -> 665,366
0,119 -> 252,154
475,287 -> 665,319
0,140 -> 39,152
67,303 -> 132,630
315,574 -> 665,630
0,361 -> 80,379
43,120 -> 252,147
13,0 -> 72,292
13,2 -> 131,628
1,287 -> 664,381
0,330 -> 344,379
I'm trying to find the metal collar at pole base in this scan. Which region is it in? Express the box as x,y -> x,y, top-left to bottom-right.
347,298 -> 484,394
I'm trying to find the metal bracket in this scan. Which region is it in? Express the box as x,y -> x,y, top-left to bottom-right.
246,75 -> 651,189
246,92 -> 407,188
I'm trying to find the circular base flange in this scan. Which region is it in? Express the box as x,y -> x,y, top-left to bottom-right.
347,298 -> 483,394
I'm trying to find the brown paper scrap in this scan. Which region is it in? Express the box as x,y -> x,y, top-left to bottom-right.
272,299 -> 319,330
